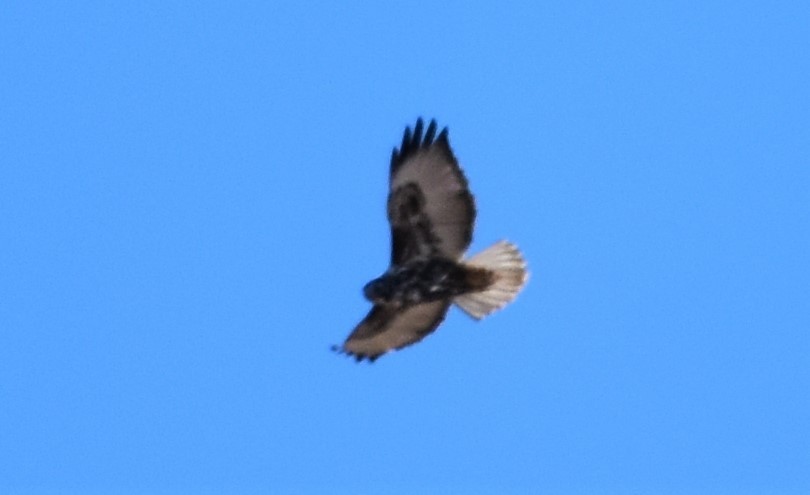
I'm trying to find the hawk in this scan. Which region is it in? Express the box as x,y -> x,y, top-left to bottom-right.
333,118 -> 528,361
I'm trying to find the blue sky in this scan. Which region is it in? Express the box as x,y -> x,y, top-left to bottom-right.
1,2 -> 808,494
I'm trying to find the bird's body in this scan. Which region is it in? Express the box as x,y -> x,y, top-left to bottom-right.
333,118 -> 528,362
363,257 -> 493,307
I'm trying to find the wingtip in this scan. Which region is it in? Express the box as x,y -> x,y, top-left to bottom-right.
412,118 -> 424,146
390,147 -> 399,172
400,126 -> 412,154
423,119 -> 437,146
390,117 -> 455,182
437,127 -> 449,144
331,344 -> 380,364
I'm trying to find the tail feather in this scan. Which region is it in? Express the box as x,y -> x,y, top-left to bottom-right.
454,240 -> 528,320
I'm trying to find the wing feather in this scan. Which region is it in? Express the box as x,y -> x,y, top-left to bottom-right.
388,118 -> 475,265
334,301 -> 451,362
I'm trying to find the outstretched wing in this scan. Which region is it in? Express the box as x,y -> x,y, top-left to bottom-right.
388,118 -> 476,265
334,301 -> 451,362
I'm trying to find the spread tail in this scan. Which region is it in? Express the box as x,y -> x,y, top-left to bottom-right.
454,240 -> 529,320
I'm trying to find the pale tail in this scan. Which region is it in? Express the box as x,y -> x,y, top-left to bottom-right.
454,240 -> 529,320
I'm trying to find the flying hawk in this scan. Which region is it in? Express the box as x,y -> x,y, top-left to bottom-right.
333,118 -> 528,361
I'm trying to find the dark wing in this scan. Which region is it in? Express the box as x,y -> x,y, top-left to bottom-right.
334,301 -> 451,362
388,118 -> 476,265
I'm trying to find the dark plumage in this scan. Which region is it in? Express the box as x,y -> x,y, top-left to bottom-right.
333,118 -> 528,362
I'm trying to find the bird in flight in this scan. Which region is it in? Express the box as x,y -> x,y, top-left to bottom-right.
333,118 -> 528,362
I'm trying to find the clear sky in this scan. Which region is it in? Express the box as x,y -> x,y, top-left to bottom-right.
1,2 -> 808,494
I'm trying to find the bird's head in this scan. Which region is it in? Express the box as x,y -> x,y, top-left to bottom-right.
363,277 -> 391,303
